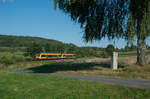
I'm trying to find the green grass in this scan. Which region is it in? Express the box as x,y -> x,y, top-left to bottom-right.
119,52 -> 137,57
0,47 -> 25,52
0,71 -> 150,99
0,52 -> 25,58
119,50 -> 150,57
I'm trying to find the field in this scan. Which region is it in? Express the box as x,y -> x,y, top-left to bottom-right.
119,50 -> 150,57
0,71 -> 150,99
0,51 -> 150,98
1,51 -> 150,80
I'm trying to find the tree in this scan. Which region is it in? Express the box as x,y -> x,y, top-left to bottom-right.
57,44 -> 65,53
124,42 -> 136,51
54,0 -> 150,66
25,42 -> 42,59
64,43 -> 77,53
127,0 -> 150,65
45,43 -> 52,52
106,44 -> 115,56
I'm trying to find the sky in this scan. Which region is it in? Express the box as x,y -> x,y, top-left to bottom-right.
0,0 -> 146,48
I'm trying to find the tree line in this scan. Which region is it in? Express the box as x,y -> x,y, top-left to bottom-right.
25,42 -> 119,59
25,41 -> 141,59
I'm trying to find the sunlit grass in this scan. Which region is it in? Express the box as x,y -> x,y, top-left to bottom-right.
0,71 -> 150,99
119,50 -> 150,57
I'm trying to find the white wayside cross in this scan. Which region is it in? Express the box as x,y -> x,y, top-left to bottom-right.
111,52 -> 118,70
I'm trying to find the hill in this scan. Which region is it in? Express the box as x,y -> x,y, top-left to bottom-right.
0,35 -> 104,58
0,35 -> 67,47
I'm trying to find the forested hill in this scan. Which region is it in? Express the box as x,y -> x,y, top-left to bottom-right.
0,35 -> 68,47
0,35 -> 105,57
0,35 -> 142,58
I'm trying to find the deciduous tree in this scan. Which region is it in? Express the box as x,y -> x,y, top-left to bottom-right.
54,0 -> 150,65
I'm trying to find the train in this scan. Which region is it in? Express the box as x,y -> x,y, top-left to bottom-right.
35,53 -> 75,60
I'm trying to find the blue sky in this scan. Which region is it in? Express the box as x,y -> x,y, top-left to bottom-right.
0,0 -> 136,48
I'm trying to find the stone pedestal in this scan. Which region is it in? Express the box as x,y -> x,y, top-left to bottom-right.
111,52 -> 118,70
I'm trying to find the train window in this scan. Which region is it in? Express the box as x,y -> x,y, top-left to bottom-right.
41,55 -> 46,57
47,55 -> 57,57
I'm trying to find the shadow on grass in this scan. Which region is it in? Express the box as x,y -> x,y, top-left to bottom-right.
26,61 -> 126,73
25,62 -> 110,73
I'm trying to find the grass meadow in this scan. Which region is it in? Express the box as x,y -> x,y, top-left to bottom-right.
119,50 -> 150,57
0,71 -> 150,99
0,50 -> 150,98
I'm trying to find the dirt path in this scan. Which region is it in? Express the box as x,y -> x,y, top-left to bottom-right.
10,69 -> 150,89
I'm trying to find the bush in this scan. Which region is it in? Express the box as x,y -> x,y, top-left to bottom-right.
0,56 -> 15,65
25,57 -> 33,61
101,51 -> 109,58
12,55 -> 25,62
105,44 -> 115,56
0,55 -> 29,66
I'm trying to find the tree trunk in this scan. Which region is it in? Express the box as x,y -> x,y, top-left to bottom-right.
137,37 -> 148,66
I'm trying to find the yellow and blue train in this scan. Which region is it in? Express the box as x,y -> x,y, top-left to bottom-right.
36,53 -> 75,60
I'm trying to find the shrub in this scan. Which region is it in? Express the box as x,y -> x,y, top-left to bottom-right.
0,56 -> 15,65
25,57 -> 33,61
0,55 -> 28,66
12,55 -> 25,62
105,44 -> 115,56
101,51 -> 109,58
